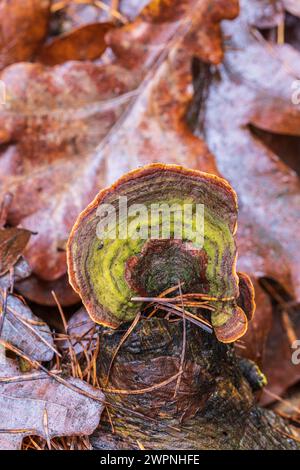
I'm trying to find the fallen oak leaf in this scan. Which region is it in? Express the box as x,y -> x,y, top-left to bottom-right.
0,0 -> 50,70
0,356 -> 104,450
97,0 -> 238,183
203,0 -> 300,397
0,0 -> 238,288
204,0 -> 300,301
0,60 -> 139,281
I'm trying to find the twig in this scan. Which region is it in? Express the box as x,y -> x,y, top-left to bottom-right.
277,21 -> 285,45
263,389 -> 300,416
104,312 -> 141,387
52,0 -> 128,24
43,408 -> 51,449
276,428 -> 300,444
0,370 -> 61,384
0,287 -> 8,337
7,306 -> 61,358
153,303 -> 213,333
103,370 -> 182,395
173,281 -> 186,398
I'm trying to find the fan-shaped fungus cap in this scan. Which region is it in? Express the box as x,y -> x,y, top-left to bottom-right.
67,163 -> 255,343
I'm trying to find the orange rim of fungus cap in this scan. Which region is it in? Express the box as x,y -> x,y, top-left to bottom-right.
67,163 -> 255,343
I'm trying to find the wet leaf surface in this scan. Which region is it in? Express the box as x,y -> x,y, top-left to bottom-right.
0,357 -> 104,450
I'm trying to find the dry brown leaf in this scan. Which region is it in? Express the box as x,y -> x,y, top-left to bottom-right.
260,306 -> 300,405
0,357 -> 104,450
16,273 -> 80,307
0,60 -> 138,282
235,278 -> 273,368
202,0 -> 300,396
0,253 -> 55,362
0,0 -> 50,70
0,227 -> 31,276
0,293 -> 55,362
204,0 -> 300,300
37,22 -> 114,65
0,0 -> 238,293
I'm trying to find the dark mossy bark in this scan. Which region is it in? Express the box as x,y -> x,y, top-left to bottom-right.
91,318 -> 299,450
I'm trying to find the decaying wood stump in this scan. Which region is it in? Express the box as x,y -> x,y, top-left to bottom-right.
91,318 -> 299,450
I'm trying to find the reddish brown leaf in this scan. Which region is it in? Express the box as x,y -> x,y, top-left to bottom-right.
204,0 -> 300,301
0,0 -> 237,288
260,307 -> 300,405
37,22 -> 114,66
203,0 -> 300,398
16,274 -> 80,307
0,0 -> 50,70
235,278 -> 273,368
0,60 -> 138,281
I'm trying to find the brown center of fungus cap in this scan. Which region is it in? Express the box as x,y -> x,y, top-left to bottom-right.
125,239 -> 208,296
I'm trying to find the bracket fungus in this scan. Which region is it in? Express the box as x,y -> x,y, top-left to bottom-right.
67,164 -> 255,343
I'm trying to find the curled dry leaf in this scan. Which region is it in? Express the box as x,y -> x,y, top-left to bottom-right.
0,0 -> 238,306
0,358 -> 104,450
67,163 -> 254,344
37,22 -> 114,66
0,0 -> 50,70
